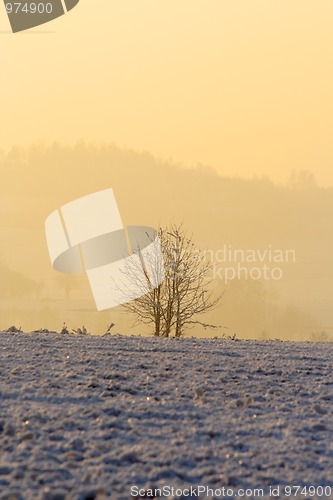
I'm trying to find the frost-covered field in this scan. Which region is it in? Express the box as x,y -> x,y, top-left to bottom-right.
0,333 -> 332,500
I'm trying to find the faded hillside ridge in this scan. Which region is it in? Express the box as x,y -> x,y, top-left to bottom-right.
0,143 -> 332,339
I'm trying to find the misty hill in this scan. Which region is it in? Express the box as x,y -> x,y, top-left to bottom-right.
0,143 -> 332,338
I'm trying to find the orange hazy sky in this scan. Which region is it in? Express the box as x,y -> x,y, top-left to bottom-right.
1,0 -> 332,186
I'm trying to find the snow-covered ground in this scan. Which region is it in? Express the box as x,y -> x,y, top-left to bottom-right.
0,332 -> 332,500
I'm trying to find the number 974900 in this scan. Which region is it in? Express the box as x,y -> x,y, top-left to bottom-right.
5,2 -> 53,14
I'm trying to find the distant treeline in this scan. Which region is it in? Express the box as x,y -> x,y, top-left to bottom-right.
0,143 -> 332,339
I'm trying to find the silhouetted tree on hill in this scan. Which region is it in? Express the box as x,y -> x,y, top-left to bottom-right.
122,224 -> 222,337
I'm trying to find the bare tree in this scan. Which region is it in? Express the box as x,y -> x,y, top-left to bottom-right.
56,273 -> 81,300
121,224 -> 222,337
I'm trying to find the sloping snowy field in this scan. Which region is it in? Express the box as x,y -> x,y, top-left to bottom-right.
0,332 -> 332,500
